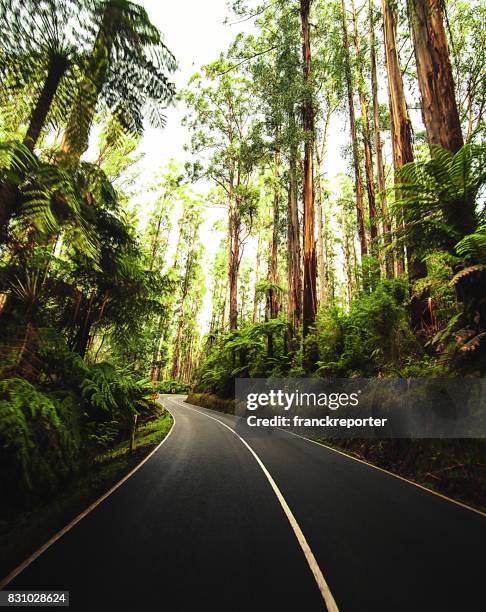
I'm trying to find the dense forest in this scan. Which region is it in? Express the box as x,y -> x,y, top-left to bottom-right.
0,0 -> 485,512
188,0 -> 485,395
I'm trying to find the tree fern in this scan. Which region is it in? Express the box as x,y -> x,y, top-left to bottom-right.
0,378 -> 79,493
396,143 -> 486,253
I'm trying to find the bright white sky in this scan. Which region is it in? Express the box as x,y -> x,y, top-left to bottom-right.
139,0 -> 242,171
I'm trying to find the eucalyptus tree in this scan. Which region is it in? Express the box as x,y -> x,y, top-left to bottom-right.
368,0 -> 391,277
312,1 -> 343,304
208,239 -> 229,336
445,0 -> 485,142
300,0 -> 318,348
60,0 -> 177,158
380,0 -> 429,330
182,56 -> 261,331
240,0 -> 304,344
147,170 -> 193,382
409,0 -> 476,242
170,198 -> 204,380
349,0 -> 378,257
339,0 -> 367,259
143,164 -> 180,272
177,276 -> 205,383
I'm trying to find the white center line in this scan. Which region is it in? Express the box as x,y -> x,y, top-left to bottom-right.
169,397 -> 339,612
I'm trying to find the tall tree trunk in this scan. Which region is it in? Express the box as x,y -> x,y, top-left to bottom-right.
316,107 -> 331,304
382,0 -> 409,274
171,320 -> 183,379
369,0 -> 393,278
351,0 -> 378,258
383,2 -> 414,170
383,0 -> 429,330
150,327 -> 164,382
252,231 -> 262,323
265,151 -> 281,361
171,255 -> 193,378
316,154 -> 326,306
25,54 -> 69,151
221,276 -> 229,330
300,0 -> 317,347
287,140 -> 302,346
341,0 -> 368,259
410,0 -> 464,154
269,150 -> 280,319
149,202 -> 167,271
151,217 -> 187,380
341,207 -> 353,309
409,0 -> 475,238
228,197 -> 240,331
324,217 -> 335,305
73,292 -> 95,358
182,336 -> 194,384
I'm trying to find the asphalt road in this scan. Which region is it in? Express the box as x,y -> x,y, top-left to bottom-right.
4,395 -> 485,611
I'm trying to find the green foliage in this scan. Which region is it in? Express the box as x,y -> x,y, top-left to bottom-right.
60,0 -> 177,154
455,223 -> 486,262
157,379 -> 191,394
0,339 -> 157,507
0,378 -> 81,496
315,279 -> 421,377
397,143 -> 486,254
0,0 -> 182,517
81,362 -> 152,417
0,0 -> 93,140
193,316 -> 291,397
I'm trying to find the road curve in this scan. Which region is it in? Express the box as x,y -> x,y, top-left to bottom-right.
4,395 -> 485,611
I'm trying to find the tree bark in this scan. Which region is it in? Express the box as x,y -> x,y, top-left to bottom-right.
369,0 -> 393,278
252,231 -> 262,323
24,54 -> 69,151
409,0 -> 475,238
341,0 -> 368,259
409,0 -> 464,154
316,108 -> 331,304
383,0 -> 429,330
171,320 -> 183,379
228,195 -> 241,331
286,139 -> 302,345
300,0 -> 317,345
341,206 -> 353,309
269,149 -> 280,319
150,327 -> 164,382
351,0 -> 378,256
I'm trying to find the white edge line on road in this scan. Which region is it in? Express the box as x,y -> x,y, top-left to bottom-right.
170,397 -> 339,612
279,428 -> 486,519
0,401 -> 176,590
176,398 -> 485,519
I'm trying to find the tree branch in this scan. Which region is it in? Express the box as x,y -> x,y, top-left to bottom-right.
217,45 -> 278,76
